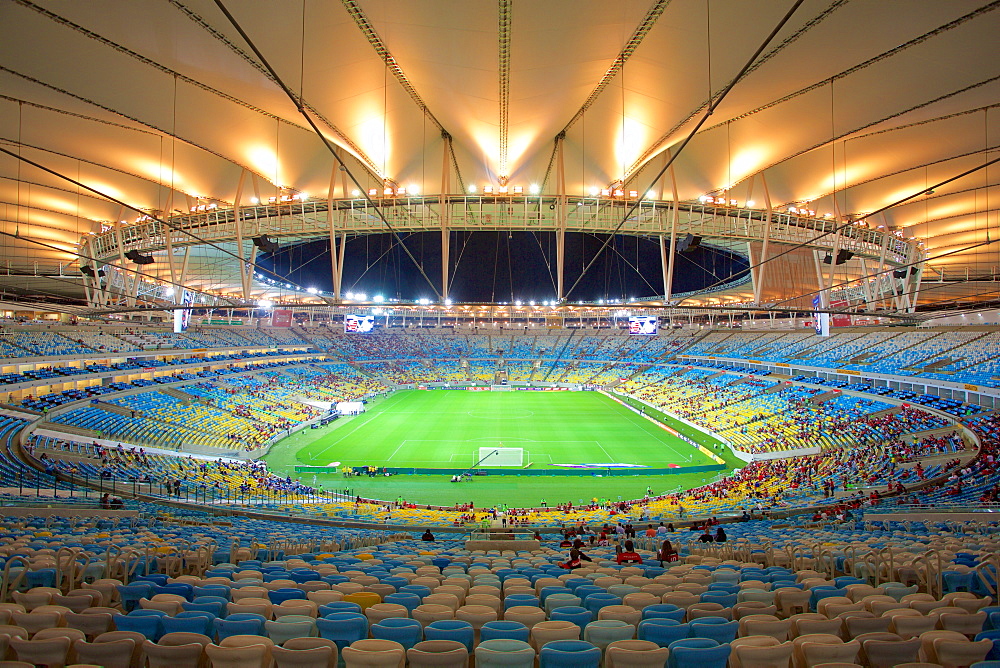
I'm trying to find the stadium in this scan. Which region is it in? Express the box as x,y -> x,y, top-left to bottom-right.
0,2 -> 999,666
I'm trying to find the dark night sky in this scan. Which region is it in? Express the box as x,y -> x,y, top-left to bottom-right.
256,231 -> 749,302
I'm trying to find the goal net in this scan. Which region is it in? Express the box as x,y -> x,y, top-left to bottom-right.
477,447 -> 525,467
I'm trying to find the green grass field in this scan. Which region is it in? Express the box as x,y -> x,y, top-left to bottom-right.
262,389 -> 740,507
291,390 -> 714,470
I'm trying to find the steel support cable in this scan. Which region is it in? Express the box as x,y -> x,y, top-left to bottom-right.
211,0 -> 443,301
563,0 -> 807,302
683,152 -> 1000,303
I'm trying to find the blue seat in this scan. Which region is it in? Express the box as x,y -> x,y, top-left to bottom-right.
182,601 -> 226,617
564,579 -> 592,592
371,617 -> 423,650
316,613 -> 369,651
481,621 -> 530,643
116,583 -> 154,613
700,592 -> 737,608
584,593 -> 621,620
192,585 -> 231,600
425,620 -> 475,652
540,586 -> 573,603
974,630 -> 1000,661
382,576 -> 410,589
154,583 -> 194,601
384,592 -> 422,612
707,583 -> 739,594
642,605 -> 686,622
193,596 -> 229,606
639,619 -> 690,647
667,638 -> 730,668
538,639 -> 602,668
399,584 -> 432,599
575,586 -> 605,602
319,601 -> 363,616
549,606 -> 591,636
943,572 -> 975,594
25,568 -> 57,589
113,613 -> 162,640
989,610 -> 1000,631
134,574 -> 169,586
157,612 -> 213,636
690,619 -> 738,643
834,576 -> 867,588
214,616 -> 265,640
809,587 -> 849,611
268,588 -> 307,604
504,595 -> 540,610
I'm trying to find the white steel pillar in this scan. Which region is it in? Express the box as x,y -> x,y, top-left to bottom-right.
233,169 -> 252,300
754,174 -> 774,305
555,134 -> 567,301
663,149 -> 680,302
441,133 -> 452,302
327,161 -> 342,302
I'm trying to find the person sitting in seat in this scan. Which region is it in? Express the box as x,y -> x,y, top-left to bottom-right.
714,526 -> 727,543
616,540 -> 643,564
657,539 -> 678,564
559,548 -> 593,570
421,529 -> 434,541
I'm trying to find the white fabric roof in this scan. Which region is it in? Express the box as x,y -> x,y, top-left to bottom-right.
1,0 -> 998,305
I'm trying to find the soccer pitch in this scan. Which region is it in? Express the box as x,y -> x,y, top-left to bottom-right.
292,389 -> 716,470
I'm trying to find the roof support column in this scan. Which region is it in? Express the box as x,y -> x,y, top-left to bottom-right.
812,249 -> 829,309
233,169 -> 252,301
555,133 -> 567,302
754,174 -> 774,305
663,149 -> 680,303
857,257 -> 876,311
826,224 -> 843,297
441,133 -> 453,302
112,208 -> 135,309
906,257 -> 924,313
79,239 -> 98,309
327,161 -> 342,303
162,190 -> 180,306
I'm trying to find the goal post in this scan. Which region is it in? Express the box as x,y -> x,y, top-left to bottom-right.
477,446 -> 525,467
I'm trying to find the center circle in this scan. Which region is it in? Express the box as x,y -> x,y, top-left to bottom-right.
468,409 -> 534,419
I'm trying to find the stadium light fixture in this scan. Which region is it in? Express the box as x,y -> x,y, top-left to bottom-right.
345,291 -> 355,299
164,287 -> 174,296
257,299 -> 274,309
250,196 -> 259,204
351,189 -> 360,197
373,294 -> 385,302
306,287 -> 318,294
529,184 -> 540,194
746,200 -> 756,207
355,292 -> 367,300
468,184 -> 477,193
